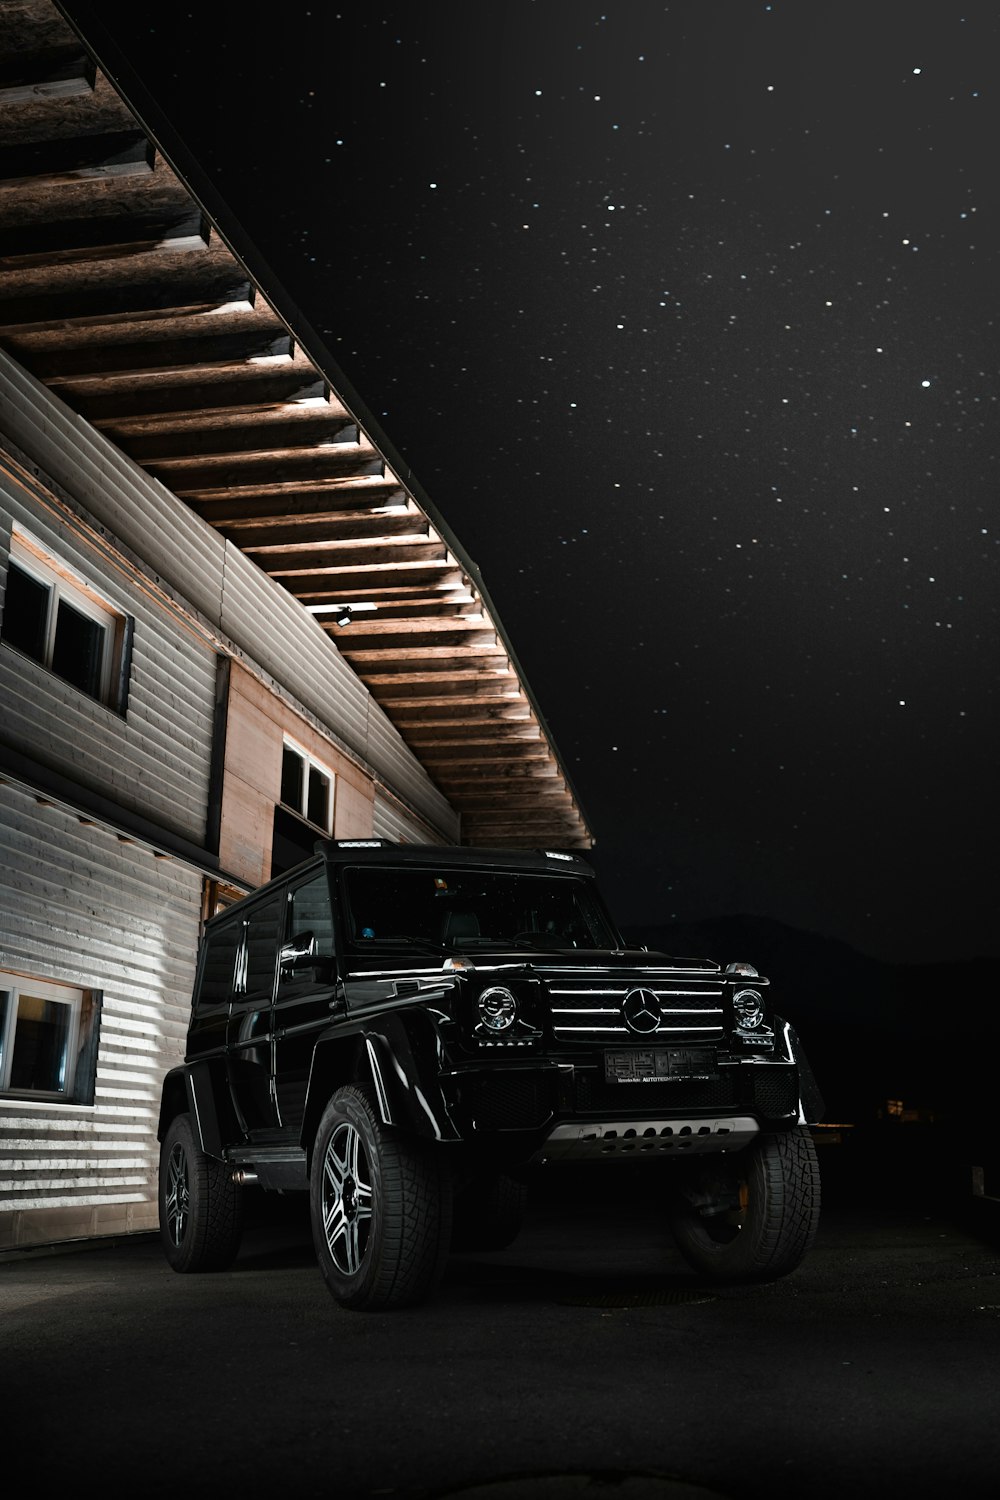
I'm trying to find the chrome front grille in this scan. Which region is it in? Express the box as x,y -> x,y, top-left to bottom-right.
548,984 -> 725,1043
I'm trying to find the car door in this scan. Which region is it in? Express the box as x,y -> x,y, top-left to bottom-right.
271,868 -> 339,1135
226,892 -> 284,1137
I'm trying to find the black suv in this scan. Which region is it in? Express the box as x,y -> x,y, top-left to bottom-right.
157,841 -> 823,1309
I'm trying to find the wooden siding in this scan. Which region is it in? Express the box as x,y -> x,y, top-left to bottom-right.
1,347 -> 460,846
372,787 -> 448,846
0,343 -> 229,631
0,456 -> 217,846
0,780 -> 202,1248
218,660 -> 377,885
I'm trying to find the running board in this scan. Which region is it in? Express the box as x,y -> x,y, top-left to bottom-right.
227,1146 -> 308,1191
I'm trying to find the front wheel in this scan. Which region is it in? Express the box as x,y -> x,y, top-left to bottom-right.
667,1126 -> 821,1282
158,1112 -> 243,1272
310,1085 -> 452,1310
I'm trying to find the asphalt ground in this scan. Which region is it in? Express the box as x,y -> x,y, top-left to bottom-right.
3,1142 -> 999,1500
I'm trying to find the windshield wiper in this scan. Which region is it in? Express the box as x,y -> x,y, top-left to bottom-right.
508,934 -> 572,951
363,934 -> 456,955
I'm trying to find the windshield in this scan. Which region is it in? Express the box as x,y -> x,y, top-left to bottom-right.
341,865 -> 619,952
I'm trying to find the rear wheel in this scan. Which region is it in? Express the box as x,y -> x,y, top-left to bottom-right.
158,1112 -> 243,1272
452,1172 -> 528,1251
310,1085 -> 452,1310
668,1126 -> 820,1282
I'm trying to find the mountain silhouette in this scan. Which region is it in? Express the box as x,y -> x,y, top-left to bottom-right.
620,915 -> 995,1136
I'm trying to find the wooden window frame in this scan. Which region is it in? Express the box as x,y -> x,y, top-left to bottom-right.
280,738 -> 335,836
0,971 -> 100,1104
2,528 -> 131,711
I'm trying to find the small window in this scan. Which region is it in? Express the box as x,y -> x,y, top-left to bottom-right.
1,531 -> 130,710
280,740 -> 334,834
197,921 -> 242,1010
0,973 -> 101,1104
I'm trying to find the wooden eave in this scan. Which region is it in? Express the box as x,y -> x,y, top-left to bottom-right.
0,0 -> 592,849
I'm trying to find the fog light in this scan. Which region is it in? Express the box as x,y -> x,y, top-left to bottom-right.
733,988 -> 764,1030
478,986 -> 517,1032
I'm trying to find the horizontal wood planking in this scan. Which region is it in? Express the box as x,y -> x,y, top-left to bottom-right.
0,462 -> 218,842
0,783 -> 202,1245
0,349 -> 462,843
0,349 -> 229,629
373,786 -> 448,845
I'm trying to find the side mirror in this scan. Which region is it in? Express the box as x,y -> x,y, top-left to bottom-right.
280,930 -> 317,970
278,931 -> 335,981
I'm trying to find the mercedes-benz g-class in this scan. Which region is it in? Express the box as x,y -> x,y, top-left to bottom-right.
157,841 -> 823,1309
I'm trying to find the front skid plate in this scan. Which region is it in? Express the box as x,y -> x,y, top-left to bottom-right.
531,1116 -> 760,1162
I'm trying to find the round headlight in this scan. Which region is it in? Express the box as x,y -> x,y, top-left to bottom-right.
478,986 -> 518,1032
733,988 -> 765,1030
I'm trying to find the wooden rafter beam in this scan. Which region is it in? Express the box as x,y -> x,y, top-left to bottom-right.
387,700 -> 531,723
180,476 -> 402,525
0,265 -> 254,331
227,512 -> 431,549
0,199 -> 210,266
118,413 -> 357,462
0,128 -> 154,186
69,367 -> 329,422
402,728 -> 545,751
163,446 -> 388,492
361,672 -> 519,697
327,616 -> 493,642
11,320 -> 293,380
262,540 -> 449,577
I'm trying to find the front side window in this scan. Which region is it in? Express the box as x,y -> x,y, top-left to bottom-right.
280,740 -> 334,834
1,531 -> 128,708
0,973 -> 101,1103
236,895 -> 286,1003
287,873 -> 335,959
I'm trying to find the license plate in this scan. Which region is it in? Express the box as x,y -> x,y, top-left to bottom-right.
603,1047 -> 718,1083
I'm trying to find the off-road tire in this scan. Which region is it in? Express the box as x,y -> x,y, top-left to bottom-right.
452,1172 -> 528,1251
158,1112 -> 243,1272
310,1084 -> 452,1310
668,1126 -> 821,1282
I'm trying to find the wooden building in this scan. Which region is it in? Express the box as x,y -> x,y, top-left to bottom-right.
0,0 -> 591,1250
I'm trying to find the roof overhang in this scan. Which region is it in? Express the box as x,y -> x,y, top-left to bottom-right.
0,0 -> 592,849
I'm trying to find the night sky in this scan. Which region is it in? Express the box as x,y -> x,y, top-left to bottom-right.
61,2 -> 999,965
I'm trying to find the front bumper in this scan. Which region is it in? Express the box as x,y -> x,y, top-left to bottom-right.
447,1055 -> 800,1138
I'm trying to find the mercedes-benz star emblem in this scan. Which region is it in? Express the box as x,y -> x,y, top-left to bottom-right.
622,987 -> 661,1035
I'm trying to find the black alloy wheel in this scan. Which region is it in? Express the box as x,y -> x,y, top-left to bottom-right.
310,1084 -> 452,1311
158,1112 -> 243,1272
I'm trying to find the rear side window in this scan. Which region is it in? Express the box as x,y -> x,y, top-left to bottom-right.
196,922 -> 241,1010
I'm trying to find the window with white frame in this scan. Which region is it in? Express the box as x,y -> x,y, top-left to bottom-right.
280,739 -> 334,833
0,973 -> 101,1104
1,529 -> 129,710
